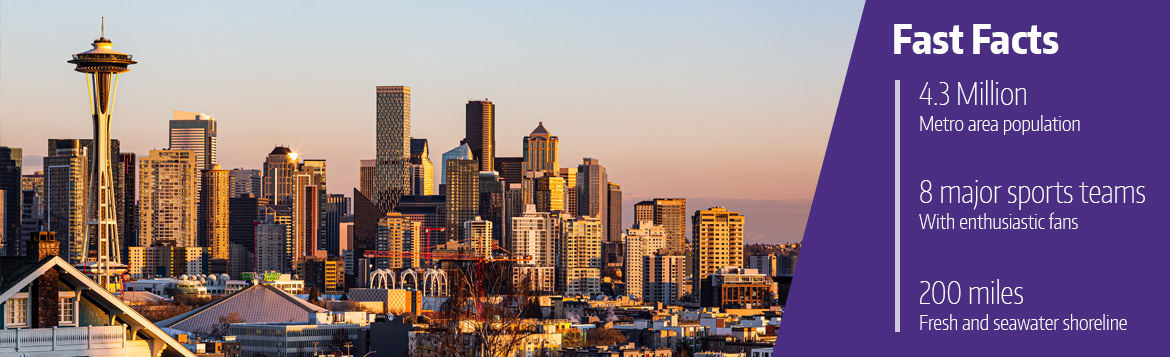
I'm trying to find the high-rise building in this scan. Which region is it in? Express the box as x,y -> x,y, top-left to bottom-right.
559,216 -> 602,296
44,141 -> 88,262
644,253 -> 686,306
465,100 -> 495,171
138,149 -> 198,248
352,189 -> 379,267
440,144 -> 473,186
633,201 -> 654,226
169,111 -> 217,170
228,168 -> 262,198
199,165 -> 231,260
748,254 -> 778,277
46,139 -> 128,257
19,173 -> 45,252
624,221 -> 667,301
463,217 -> 492,259
559,167 -> 578,218
324,194 -> 351,256
495,157 -> 523,185
117,152 -> 136,260
576,158 -> 607,233
0,146 -> 20,256
522,122 -> 559,174
376,212 -> 421,270
293,159 -> 327,257
512,205 -> 556,293
605,182 -> 623,270
229,194 -> 266,277
18,189 -> 43,257
634,198 -> 688,256
692,206 -> 745,294
479,171 -> 507,248
255,219 -> 288,273
533,176 -> 564,214
409,138 -> 435,196
396,194 -> 447,249
262,147 -> 297,206
444,159 -> 479,241
374,86 -> 412,213
359,159 -> 376,198
303,256 -> 345,294
262,204 -> 295,273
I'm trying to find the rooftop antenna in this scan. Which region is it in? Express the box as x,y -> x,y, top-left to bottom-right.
101,16 -> 105,38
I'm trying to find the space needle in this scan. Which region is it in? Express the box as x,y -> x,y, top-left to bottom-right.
68,20 -> 135,290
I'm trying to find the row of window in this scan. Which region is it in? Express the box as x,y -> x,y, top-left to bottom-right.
5,293 -> 78,327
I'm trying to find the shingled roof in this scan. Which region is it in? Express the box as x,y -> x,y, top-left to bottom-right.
159,284 -> 328,333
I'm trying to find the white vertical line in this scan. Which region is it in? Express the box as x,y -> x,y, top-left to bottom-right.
894,80 -> 902,333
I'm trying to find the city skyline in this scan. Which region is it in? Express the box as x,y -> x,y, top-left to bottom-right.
0,2 -> 863,243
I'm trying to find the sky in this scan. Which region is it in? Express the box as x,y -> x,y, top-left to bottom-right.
0,1 -> 864,243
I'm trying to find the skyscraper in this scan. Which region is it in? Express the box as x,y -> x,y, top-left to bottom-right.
229,194 -> 266,277
359,159 -> 376,198
692,206 -> 745,294
605,182 -> 623,270
262,146 -> 297,206
645,254 -> 686,306
0,147 -> 20,256
559,216 -> 603,296
494,157 -> 523,185
440,144 -> 473,186
168,111 -> 217,170
324,194 -> 351,256
118,152 -> 136,259
624,221 -> 667,301
465,100 -> 495,171
375,86 -> 412,213
635,198 -> 688,255
376,212 -> 421,269
559,167 -> 578,217
199,165 -> 231,260
512,204 -> 556,293
479,171 -> 507,248
294,159 -> 327,256
228,168 -> 262,198
44,141 -> 87,263
395,194 -> 447,249
444,159 -> 479,241
522,122 -> 559,174
352,188 -> 379,268
576,158 -> 607,234
69,32 -> 135,286
409,138 -> 435,196
138,149 -> 198,248
533,176 -> 565,213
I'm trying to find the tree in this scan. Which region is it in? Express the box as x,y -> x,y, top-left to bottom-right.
199,312 -> 245,339
330,328 -> 353,353
426,261 -> 544,357
561,331 -> 584,349
308,286 -> 321,303
586,328 -> 626,347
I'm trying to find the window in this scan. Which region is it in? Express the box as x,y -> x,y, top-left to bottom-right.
6,298 -> 27,326
59,297 -> 75,324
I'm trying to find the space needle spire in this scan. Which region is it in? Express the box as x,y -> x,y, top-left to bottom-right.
68,20 -> 136,291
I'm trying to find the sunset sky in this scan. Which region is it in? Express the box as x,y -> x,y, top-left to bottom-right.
0,1 -> 863,243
